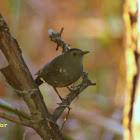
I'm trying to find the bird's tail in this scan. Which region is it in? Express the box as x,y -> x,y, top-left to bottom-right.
35,76 -> 43,86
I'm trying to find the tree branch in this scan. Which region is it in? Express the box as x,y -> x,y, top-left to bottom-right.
53,72 -> 95,121
48,28 -> 70,52
0,98 -> 31,120
0,14 -> 95,139
0,13 -> 64,140
48,28 -> 96,121
0,112 -> 32,127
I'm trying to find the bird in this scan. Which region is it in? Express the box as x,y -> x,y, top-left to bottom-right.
35,48 -> 89,100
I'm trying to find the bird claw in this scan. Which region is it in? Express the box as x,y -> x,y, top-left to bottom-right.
61,97 -> 67,101
57,96 -> 67,102
67,86 -> 76,92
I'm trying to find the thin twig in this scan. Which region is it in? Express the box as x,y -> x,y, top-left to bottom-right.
15,108 -> 22,121
59,27 -> 64,37
48,28 -> 70,52
60,106 -> 72,131
53,73 -> 96,121
0,112 -> 32,127
0,82 -> 38,95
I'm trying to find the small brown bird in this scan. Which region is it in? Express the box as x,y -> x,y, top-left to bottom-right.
35,48 -> 89,100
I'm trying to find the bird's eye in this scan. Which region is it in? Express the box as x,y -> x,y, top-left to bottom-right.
73,53 -> 77,56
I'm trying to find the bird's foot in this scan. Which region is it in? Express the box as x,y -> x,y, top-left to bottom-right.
67,86 -> 79,99
59,96 -> 67,101
67,86 -> 76,92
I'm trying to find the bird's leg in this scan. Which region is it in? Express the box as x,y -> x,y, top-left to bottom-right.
67,83 -> 80,99
66,86 -> 73,91
71,82 -> 76,90
67,82 -> 76,92
53,87 -> 63,101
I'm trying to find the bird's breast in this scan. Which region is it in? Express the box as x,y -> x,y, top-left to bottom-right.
55,64 -> 83,86
42,62 -> 83,87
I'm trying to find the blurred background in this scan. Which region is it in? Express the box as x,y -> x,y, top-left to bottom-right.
0,0 -> 125,140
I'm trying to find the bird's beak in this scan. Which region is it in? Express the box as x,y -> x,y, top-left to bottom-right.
81,51 -> 90,55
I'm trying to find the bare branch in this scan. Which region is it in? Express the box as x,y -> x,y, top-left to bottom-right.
0,13 -> 51,119
0,112 -> 32,127
53,72 -> 96,121
0,13 -> 64,140
0,100 -> 31,120
60,107 -> 71,131
48,28 -> 70,52
48,28 -> 96,122
0,13 -> 95,139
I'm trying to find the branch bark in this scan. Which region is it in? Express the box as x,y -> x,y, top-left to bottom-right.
0,14 -> 95,140
53,72 -> 95,121
0,112 -> 32,127
0,13 -> 64,140
48,28 -> 96,121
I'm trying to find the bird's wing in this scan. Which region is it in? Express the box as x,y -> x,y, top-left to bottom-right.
35,55 -> 62,77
